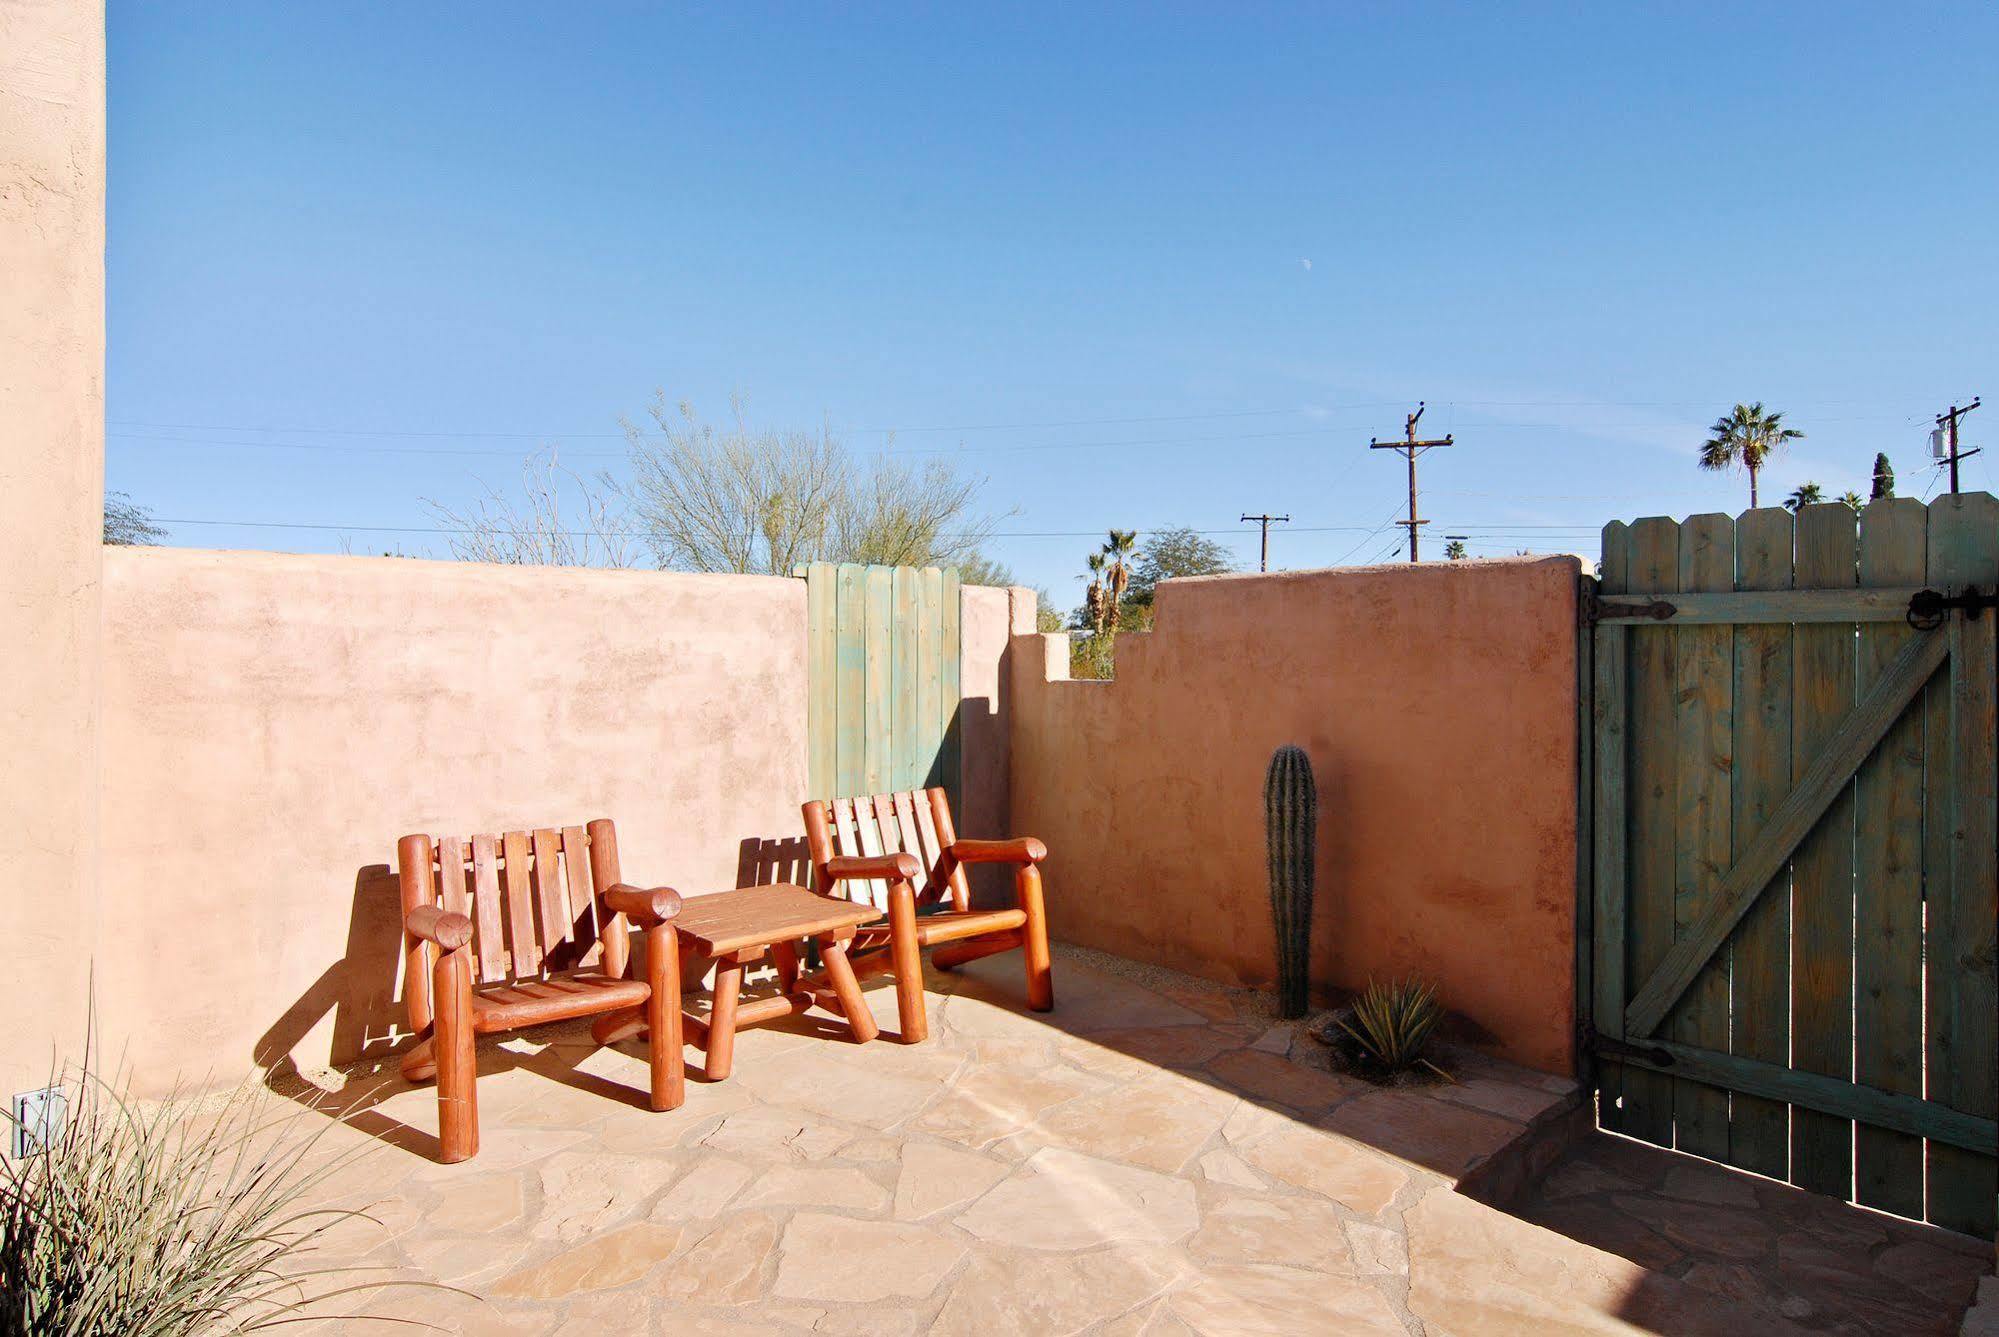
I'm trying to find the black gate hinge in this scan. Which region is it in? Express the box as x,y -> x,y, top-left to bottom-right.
1579,1023 -> 1673,1067
1908,586 -> 1999,630
1580,589 -> 1677,627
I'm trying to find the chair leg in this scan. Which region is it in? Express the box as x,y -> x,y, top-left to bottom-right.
645,923 -> 685,1111
819,938 -> 879,1044
706,957 -> 743,1081
887,879 -> 928,1043
1018,864 -> 1054,1012
432,945 -> 479,1163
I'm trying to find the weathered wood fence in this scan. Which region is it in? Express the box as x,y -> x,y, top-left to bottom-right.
798,563 -> 961,808
1584,494 -> 1997,1237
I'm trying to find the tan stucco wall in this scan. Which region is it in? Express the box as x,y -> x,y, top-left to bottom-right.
1010,558 -> 1581,1075
1,0 -> 105,1101
99,549 -> 813,1093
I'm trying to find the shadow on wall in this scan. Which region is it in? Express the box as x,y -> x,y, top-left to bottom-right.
738,835 -> 811,888
250,860 -> 664,1162
254,864 -> 407,1082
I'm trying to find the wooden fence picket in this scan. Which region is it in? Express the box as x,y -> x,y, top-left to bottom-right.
1728,505 -> 1793,1180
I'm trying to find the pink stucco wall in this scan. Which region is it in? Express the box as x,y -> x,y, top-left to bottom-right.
96,549 -> 1019,1093
93,544 -> 1575,1088
98,549 -> 812,1091
1,0 -> 105,1103
1009,558 -> 1581,1075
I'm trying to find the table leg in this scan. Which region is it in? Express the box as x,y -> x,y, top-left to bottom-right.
771,939 -> 801,991
707,957 -> 743,1081
819,936 -> 879,1045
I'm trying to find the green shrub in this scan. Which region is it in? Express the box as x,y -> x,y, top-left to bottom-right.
1069,631 -> 1117,679
0,1058 -> 407,1335
1336,978 -> 1451,1080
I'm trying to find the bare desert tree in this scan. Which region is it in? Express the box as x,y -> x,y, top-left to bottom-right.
620,393 -> 1000,575
621,393 -> 846,574
423,449 -> 634,568
831,455 -> 998,570
103,492 -> 166,546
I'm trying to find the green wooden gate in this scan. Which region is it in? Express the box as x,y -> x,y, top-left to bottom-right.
798,563 -> 961,806
1584,495 -> 1998,1236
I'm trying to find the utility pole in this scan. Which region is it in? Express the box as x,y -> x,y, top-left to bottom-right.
1934,399 -> 1982,495
1240,513 -> 1290,572
1369,403 -> 1453,562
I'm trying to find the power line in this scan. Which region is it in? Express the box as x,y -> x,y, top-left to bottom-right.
1428,488 -> 1719,501
1329,502 -> 1413,565
110,433 -> 614,458
105,396 -> 1953,465
105,396 -> 1942,440
142,517 -> 1397,539
853,407 -> 1369,434
105,404 -> 1372,442
106,424 -> 1352,460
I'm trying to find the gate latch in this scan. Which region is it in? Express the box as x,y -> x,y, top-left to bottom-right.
1579,1024 -> 1673,1067
1907,586 -> 1999,630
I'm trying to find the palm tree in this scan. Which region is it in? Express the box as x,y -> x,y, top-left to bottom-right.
1700,403 -> 1804,508
1444,539 -> 1468,560
1083,551 -> 1109,635
1785,482 -> 1824,513
1103,529 -> 1137,609
1841,490 -> 1864,514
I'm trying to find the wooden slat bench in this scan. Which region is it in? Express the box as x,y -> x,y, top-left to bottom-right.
395,819 -> 683,1163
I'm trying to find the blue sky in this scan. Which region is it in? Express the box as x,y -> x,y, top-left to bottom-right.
109,4 -> 1999,594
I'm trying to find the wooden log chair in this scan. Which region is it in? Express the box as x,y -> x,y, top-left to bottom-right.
801,787 -> 1051,1043
395,820 -> 684,1163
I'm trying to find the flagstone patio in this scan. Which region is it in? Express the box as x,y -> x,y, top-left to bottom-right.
276,946 -> 1985,1335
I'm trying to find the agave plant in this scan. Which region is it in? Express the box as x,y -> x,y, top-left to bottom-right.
1336,978 -> 1452,1080
0,1055 -> 418,1335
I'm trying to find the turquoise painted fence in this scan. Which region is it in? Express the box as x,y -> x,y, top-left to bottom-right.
799,563 -> 961,806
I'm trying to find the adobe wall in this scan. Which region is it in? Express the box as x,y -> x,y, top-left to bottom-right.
1009,558 -> 1582,1074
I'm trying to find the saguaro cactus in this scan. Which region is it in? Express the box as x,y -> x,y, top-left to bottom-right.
1264,744 -> 1318,1018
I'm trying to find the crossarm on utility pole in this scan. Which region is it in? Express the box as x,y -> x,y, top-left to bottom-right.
1240,513 -> 1290,572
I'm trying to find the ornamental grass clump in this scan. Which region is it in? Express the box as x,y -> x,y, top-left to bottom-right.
1333,977 -> 1452,1082
0,1057 -> 409,1335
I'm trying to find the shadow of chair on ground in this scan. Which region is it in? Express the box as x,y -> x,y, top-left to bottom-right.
255,861 -> 703,1162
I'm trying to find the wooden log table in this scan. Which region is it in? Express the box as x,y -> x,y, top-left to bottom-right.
670,883 -> 884,1080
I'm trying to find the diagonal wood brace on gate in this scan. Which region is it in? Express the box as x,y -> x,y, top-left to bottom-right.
1621,626 -> 1949,1040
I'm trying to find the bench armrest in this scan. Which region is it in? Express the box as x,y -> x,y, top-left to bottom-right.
948,837 -> 1048,867
824,852 -> 922,883
603,884 -> 683,926
406,905 -> 474,951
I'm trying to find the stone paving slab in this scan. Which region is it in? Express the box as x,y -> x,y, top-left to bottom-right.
257,944 -> 1981,1334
